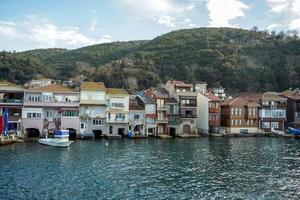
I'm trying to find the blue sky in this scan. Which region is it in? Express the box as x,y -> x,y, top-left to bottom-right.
0,0 -> 299,51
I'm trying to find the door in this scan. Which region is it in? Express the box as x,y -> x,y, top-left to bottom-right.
183,124 -> 190,134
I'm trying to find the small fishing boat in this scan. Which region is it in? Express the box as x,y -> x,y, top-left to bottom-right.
39,130 -> 73,147
288,127 -> 300,135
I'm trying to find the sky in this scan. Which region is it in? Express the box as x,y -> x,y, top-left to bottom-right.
0,0 -> 300,51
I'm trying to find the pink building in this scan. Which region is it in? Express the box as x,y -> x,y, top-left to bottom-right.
22,84 -> 80,138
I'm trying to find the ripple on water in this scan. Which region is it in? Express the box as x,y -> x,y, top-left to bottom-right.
1,138 -> 300,199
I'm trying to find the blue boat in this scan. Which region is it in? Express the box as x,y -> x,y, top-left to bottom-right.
288,127 -> 300,135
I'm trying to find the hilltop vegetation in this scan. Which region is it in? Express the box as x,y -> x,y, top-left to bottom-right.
1,27 -> 300,93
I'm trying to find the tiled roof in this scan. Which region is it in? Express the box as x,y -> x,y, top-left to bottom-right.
168,80 -> 193,88
0,81 -> 25,91
166,98 -> 177,104
201,92 -> 221,101
137,91 -> 155,104
149,87 -> 169,98
28,84 -> 77,93
106,88 -> 129,95
220,97 -> 259,107
282,90 -> 300,100
262,92 -> 286,100
80,82 -> 106,91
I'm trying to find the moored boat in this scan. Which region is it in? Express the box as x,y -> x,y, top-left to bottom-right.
288,127 -> 300,135
39,130 -> 73,147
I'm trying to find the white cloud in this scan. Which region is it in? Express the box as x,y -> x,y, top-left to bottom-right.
206,0 -> 250,27
156,15 -> 176,27
0,16 -> 112,51
266,23 -> 283,30
118,0 -> 193,28
189,23 -> 196,28
179,18 -> 192,24
266,0 -> 300,31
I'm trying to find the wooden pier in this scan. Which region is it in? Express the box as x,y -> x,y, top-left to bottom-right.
0,134 -> 23,145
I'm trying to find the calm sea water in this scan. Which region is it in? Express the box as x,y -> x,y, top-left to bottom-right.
1,138 -> 300,199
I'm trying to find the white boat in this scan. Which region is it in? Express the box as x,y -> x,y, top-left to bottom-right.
39,130 -> 73,148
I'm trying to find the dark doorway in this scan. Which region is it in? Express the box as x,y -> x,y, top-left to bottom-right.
93,130 -> 102,139
183,124 -> 190,134
118,128 -> 125,136
67,128 -> 77,139
169,127 -> 176,137
26,128 -> 40,137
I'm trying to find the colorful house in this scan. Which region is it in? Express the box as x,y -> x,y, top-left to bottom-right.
22,84 -> 80,137
106,88 -> 129,136
136,91 -> 157,136
248,92 -> 287,132
128,97 -> 145,136
165,80 -> 197,135
79,82 -> 107,138
0,81 -> 24,134
145,87 -> 169,136
220,97 -> 260,134
197,91 -> 221,134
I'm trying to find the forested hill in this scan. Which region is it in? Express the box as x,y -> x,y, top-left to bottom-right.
1,27 -> 300,93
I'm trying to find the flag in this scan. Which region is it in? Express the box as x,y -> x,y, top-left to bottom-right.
0,116 -> 4,135
3,108 -> 8,135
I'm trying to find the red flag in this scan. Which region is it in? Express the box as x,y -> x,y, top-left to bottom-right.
0,116 -> 4,135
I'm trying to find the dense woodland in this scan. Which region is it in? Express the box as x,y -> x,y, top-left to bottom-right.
1,27 -> 300,94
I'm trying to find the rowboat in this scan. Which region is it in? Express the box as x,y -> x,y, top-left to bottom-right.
39,130 -> 73,147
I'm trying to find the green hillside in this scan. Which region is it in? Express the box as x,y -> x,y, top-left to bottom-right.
1,27 -> 299,93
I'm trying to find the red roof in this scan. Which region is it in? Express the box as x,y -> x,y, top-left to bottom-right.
220,97 -> 260,107
168,80 -> 193,88
202,92 -> 221,101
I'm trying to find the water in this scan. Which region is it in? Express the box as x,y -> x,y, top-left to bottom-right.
1,138 -> 300,199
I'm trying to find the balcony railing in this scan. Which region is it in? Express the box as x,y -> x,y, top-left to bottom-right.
107,118 -> 127,123
0,99 -> 23,104
157,118 -> 168,123
180,103 -> 197,107
23,101 -> 79,107
180,114 -> 197,118
157,105 -> 167,110
209,107 -> 220,113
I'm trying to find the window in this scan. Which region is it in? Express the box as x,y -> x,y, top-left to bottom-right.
295,112 -> 300,118
271,110 -> 285,118
42,93 -> 52,102
248,108 -> 252,116
55,95 -> 63,102
80,123 -> 85,129
92,94 -> 103,101
62,110 -> 79,117
231,120 -> 234,126
111,102 -> 124,107
253,108 -> 256,116
46,110 -> 53,118
231,108 -> 234,115
27,112 -> 41,118
234,108 -> 238,115
262,122 -> 270,129
115,113 -> 125,121
239,120 -> 242,126
239,108 -> 242,115
28,95 -> 40,102
65,96 -> 77,102
235,120 -> 238,126
93,119 -> 104,126
134,114 -> 140,120
81,93 -> 88,100
271,122 -> 279,129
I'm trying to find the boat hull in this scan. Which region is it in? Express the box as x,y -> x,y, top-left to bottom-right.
39,139 -> 73,147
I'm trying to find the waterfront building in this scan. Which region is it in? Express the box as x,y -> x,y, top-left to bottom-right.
136,91 -> 157,136
22,84 -> 80,137
197,91 -> 221,134
165,80 -> 197,135
25,78 -> 53,88
128,97 -> 145,136
145,87 -> 169,136
0,81 -> 24,134
248,92 -> 287,132
220,97 -> 260,134
106,88 -> 130,136
79,82 -> 107,138
210,86 -> 227,100
282,89 -> 300,129
166,97 -> 180,137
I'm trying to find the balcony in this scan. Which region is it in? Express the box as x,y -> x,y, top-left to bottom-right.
107,118 -> 128,123
180,103 -> 197,108
23,100 -> 79,107
157,118 -> 168,123
157,105 -> 167,110
0,99 -> 23,106
209,107 -> 220,113
180,114 -> 197,118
